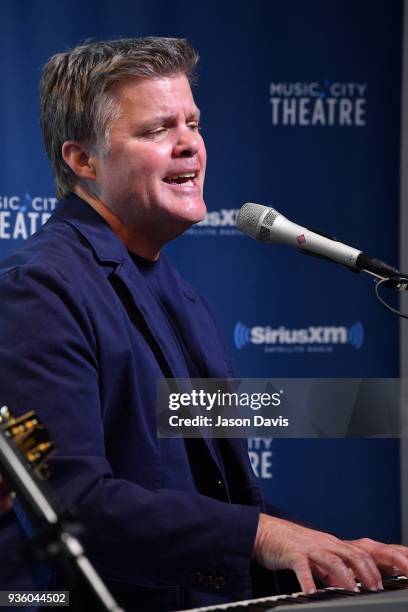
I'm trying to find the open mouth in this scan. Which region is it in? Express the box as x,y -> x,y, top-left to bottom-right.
163,172 -> 197,187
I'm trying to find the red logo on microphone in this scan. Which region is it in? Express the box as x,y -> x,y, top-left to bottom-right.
297,234 -> 306,245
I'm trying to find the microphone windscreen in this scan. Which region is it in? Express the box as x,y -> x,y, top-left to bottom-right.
236,202 -> 266,238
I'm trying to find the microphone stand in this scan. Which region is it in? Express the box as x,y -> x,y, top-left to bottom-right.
0,427 -> 124,612
303,226 -> 408,300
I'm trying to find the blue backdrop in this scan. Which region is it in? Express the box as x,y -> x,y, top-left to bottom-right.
0,0 -> 402,542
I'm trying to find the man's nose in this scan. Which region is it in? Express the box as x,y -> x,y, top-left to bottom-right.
172,126 -> 201,157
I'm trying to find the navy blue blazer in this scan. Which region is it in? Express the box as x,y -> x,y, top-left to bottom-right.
0,195 -> 263,610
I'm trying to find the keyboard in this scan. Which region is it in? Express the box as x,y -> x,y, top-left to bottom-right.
180,576 -> 408,611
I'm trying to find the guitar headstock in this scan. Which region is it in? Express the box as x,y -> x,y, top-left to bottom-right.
0,406 -> 54,479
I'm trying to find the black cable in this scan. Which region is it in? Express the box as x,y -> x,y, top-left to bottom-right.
374,277 -> 408,319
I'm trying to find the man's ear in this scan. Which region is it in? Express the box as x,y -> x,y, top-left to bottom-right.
61,141 -> 97,180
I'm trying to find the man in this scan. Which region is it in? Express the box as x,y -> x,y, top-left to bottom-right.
0,37 -> 407,611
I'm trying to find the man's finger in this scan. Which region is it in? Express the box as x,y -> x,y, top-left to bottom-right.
308,551 -> 359,592
351,540 -> 408,578
290,553 -> 318,595
312,562 -> 355,588
343,545 -> 383,590
373,547 -> 408,576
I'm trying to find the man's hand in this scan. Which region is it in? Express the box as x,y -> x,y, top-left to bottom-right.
253,513 -> 408,594
0,475 -> 12,512
349,538 -> 408,578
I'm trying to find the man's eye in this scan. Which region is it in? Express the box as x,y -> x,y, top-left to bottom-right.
187,122 -> 201,131
146,128 -> 168,138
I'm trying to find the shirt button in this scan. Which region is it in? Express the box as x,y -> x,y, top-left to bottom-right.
203,574 -> 211,587
190,571 -> 203,585
214,577 -> 226,590
216,479 -> 225,489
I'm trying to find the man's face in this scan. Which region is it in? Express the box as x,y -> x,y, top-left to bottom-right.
89,74 -> 207,241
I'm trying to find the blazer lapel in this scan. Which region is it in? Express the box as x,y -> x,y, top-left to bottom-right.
114,258 -> 190,379
54,195 -> 226,476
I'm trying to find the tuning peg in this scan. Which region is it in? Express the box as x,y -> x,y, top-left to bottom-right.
0,406 -> 11,424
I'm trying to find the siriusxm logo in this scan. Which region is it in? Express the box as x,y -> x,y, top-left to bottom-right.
234,321 -> 364,351
197,209 -> 238,227
186,208 -> 240,237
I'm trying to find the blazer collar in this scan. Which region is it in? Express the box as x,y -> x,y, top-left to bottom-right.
52,196 -> 189,370
51,193 -> 128,264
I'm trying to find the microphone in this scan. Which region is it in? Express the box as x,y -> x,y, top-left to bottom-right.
236,202 -> 401,279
